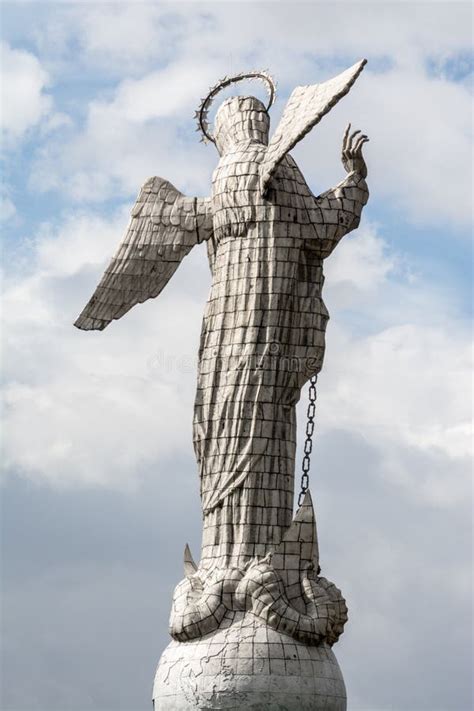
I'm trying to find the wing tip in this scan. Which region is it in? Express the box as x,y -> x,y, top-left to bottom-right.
74,315 -> 109,331
355,58 -> 368,77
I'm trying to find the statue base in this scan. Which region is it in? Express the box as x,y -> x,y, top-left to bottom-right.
152,612 -> 346,711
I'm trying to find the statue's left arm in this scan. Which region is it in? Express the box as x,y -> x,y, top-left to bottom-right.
258,59 -> 370,259
312,124 -> 369,258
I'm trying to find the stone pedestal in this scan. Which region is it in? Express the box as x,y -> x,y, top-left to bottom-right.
153,613 -> 346,711
153,492 -> 348,710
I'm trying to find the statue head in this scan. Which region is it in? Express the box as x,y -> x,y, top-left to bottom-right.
214,96 -> 270,155
195,71 -> 276,151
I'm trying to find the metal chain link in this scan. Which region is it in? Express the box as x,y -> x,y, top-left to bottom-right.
298,374 -> 318,507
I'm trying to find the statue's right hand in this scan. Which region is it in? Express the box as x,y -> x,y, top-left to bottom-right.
341,123 -> 369,178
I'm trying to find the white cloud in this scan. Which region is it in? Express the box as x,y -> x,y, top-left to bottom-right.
0,41 -> 53,143
320,321 -> 471,473
324,223 -> 398,292
96,60 -> 220,124
359,67 -> 472,227
3,375 -> 187,490
50,3 -> 472,76
299,224 -> 473,508
291,61 -> 472,228
0,194 -> 17,222
1,206 -> 209,489
28,57 -> 224,201
75,4 -> 166,64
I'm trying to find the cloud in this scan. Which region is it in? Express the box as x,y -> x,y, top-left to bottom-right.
0,194 -> 17,222
314,429 -> 472,711
2,206 -> 210,489
1,424 -> 472,711
307,221 -> 472,508
46,2 -> 472,75
74,3 -> 170,66
29,57 -> 221,201
359,66 -> 472,227
291,61 -> 472,228
318,321 -> 471,503
0,41 -> 53,143
324,222 -> 398,292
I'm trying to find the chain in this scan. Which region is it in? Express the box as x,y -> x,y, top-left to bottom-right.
298,374 -> 318,507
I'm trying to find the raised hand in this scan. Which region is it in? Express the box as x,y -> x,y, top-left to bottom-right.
341,123 -> 369,178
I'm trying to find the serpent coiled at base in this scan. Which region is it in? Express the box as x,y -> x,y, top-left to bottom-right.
169,559 -> 347,645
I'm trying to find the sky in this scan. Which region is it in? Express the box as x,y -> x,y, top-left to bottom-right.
0,2 -> 472,710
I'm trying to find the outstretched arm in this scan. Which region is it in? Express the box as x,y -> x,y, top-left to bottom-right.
315,125 -> 369,258
259,59 -> 367,195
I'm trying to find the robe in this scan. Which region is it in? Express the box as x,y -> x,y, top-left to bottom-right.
194,139 -> 368,568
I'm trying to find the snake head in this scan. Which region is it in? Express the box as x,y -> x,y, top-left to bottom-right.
181,571 -> 204,594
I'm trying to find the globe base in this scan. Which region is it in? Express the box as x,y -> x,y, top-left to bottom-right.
153,613 -> 346,711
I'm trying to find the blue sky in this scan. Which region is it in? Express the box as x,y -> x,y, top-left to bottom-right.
1,2 -> 472,710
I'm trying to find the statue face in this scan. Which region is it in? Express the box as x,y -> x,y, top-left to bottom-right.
214,96 -> 270,155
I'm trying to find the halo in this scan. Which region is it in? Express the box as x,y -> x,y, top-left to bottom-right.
194,70 -> 277,144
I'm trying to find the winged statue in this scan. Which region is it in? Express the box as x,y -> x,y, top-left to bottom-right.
75,62 -> 369,656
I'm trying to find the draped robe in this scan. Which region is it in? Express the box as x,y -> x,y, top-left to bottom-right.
195,141 -> 368,568
74,60 -> 369,571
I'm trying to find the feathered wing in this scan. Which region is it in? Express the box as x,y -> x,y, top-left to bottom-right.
260,59 -> 367,194
74,177 -> 213,331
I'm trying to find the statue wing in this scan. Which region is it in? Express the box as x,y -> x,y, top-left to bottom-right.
260,59 -> 367,194
74,177 -> 213,331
